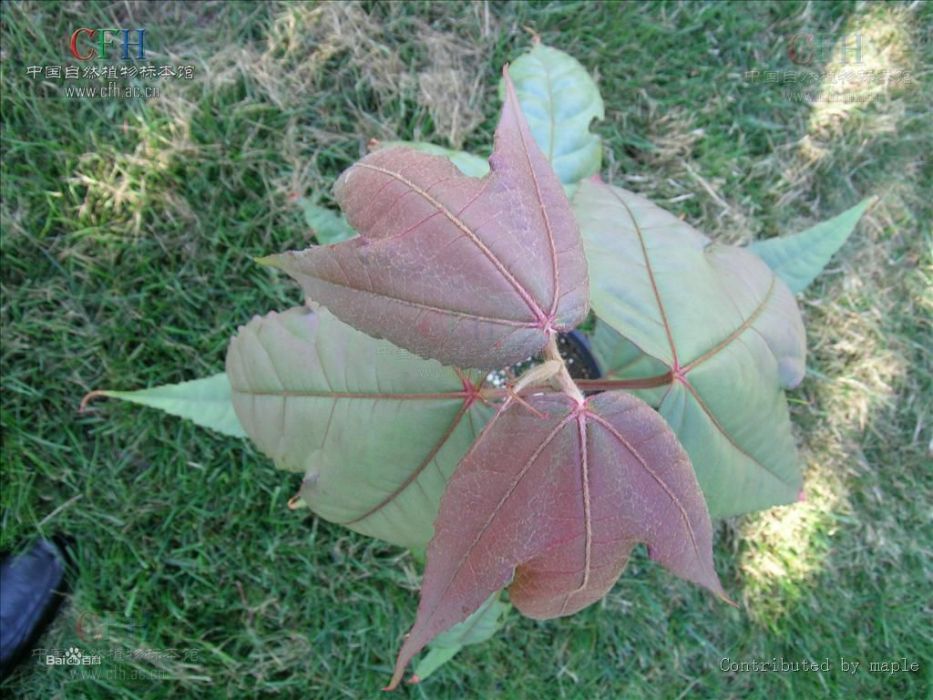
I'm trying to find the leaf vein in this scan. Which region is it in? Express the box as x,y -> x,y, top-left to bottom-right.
354,162 -> 548,324
587,412 -> 701,562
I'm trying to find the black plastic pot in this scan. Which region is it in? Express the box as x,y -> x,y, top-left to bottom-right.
557,330 -> 602,381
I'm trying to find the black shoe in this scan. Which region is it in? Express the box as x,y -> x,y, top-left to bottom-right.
0,538 -> 69,680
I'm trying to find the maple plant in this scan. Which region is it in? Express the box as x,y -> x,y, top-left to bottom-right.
87,43 -> 872,686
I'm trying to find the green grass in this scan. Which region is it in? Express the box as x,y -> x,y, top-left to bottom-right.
1,1 -> 930,698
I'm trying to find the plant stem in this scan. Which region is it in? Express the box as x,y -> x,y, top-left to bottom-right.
477,370 -> 673,402
543,334 -> 585,403
476,342 -> 674,403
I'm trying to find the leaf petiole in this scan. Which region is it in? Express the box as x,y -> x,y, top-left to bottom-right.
575,373 -> 674,391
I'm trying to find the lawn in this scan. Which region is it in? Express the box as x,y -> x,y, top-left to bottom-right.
1,1 -> 930,698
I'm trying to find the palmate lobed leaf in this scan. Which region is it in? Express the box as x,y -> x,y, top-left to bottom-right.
294,147 -> 486,250
749,197 -> 875,293
590,319 -> 671,406
375,141 -> 490,179
225,306 -> 492,549
575,178 -> 806,518
299,199 -> 357,244
590,197 -> 870,385
80,373 -> 246,438
504,42 -> 605,189
411,592 -> 510,682
388,391 -> 726,689
289,42 -> 605,266
262,69 -> 588,371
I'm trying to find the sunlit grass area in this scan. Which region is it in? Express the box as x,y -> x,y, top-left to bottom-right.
1,1 -> 930,698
